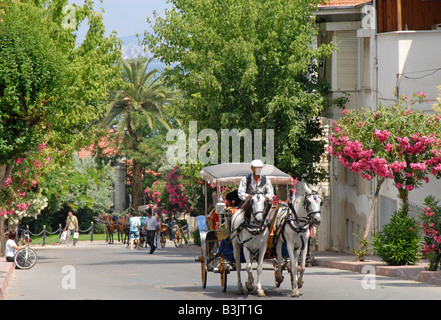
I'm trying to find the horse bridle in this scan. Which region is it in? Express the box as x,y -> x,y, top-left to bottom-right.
303,192 -> 322,217
288,192 -> 322,229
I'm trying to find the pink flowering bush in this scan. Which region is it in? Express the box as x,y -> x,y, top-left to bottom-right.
144,166 -> 192,218
1,142 -> 51,228
420,195 -> 441,271
329,93 -> 441,215
330,93 -> 441,261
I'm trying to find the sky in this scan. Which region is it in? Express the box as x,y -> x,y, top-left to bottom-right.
68,0 -> 171,42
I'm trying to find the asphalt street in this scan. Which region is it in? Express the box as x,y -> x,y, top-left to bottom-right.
5,240 -> 441,300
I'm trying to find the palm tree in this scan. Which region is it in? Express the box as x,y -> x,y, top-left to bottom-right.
99,58 -> 179,214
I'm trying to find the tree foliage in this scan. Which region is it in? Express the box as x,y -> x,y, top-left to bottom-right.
0,0 -> 122,165
98,58 -> 179,213
144,0 -> 338,182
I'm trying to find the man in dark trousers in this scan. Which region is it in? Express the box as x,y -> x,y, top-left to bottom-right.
144,208 -> 159,254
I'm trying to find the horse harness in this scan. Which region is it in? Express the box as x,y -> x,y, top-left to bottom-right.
273,194 -> 321,251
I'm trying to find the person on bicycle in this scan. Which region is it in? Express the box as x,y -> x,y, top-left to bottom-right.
5,231 -> 23,263
237,159 -> 274,222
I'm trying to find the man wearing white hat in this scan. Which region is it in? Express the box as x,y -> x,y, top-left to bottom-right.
237,160 -> 274,221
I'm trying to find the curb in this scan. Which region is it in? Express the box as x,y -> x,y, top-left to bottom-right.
314,256 -> 441,287
0,260 -> 15,300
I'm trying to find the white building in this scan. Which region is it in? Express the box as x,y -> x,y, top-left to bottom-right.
314,0 -> 441,252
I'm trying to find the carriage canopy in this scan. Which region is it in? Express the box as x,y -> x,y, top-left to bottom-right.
199,162 -> 294,186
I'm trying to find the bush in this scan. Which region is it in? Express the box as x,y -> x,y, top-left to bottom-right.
192,228 -> 201,246
373,207 -> 422,265
419,195 -> 441,271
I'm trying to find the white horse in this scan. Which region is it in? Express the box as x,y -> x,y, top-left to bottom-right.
231,187 -> 270,297
273,184 -> 322,297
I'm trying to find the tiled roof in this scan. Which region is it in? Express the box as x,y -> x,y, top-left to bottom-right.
318,0 -> 371,7
78,129 -> 122,159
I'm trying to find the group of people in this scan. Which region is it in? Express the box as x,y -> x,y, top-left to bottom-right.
5,211 -> 79,262
129,207 -> 160,254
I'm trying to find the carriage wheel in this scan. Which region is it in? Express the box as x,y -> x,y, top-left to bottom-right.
200,248 -> 207,289
174,229 -> 183,247
219,257 -> 227,292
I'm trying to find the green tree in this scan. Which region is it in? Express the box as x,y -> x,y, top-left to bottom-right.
0,0 -> 121,255
32,155 -> 114,231
144,0 -> 338,181
98,58 -> 179,213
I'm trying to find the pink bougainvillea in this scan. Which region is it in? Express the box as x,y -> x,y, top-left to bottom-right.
144,166 -> 193,217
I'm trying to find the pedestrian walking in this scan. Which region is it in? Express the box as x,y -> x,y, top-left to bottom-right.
129,212 -> 141,250
64,211 -> 79,246
145,208 -> 159,254
155,212 -> 163,250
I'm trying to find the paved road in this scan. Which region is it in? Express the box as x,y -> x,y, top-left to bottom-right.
5,241 -> 441,300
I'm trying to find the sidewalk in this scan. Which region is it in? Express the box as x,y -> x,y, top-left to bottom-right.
313,251 -> 441,286
0,259 -> 14,300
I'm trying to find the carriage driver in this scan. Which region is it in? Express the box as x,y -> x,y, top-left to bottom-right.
237,159 -> 274,222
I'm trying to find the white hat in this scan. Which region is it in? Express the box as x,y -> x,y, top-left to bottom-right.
251,159 -> 264,167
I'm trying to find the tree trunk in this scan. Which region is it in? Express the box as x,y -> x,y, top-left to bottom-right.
397,187 -> 409,215
0,164 -> 13,257
357,177 -> 385,261
132,159 -> 143,215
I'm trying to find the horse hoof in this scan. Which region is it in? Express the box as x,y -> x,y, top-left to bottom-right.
257,289 -> 266,297
291,289 -> 300,298
237,289 -> 244,295
276,276 -> 284,287
246,282 -> 254,292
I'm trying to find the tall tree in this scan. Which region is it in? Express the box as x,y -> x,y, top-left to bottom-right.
99,58 -> 179,213
144,0 -> 338,181
0,0 -> 121,255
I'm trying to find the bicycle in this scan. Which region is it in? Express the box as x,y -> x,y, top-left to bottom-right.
14,230 -> 37,270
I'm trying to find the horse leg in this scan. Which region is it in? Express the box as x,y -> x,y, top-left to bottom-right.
256,248 -> 266,297
233,240 -> 244,295
108,229 -> 112,244
244,250 -> 254,293
288,241 -> 301,297
297,234 -> 309,294
106,226 -> 111,244
275,238 -> 284,287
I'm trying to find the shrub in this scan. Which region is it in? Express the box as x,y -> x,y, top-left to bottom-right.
419,195 -> 441,271
373,207 -> 422,265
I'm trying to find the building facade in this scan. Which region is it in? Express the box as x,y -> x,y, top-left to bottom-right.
314,0 -> 441,252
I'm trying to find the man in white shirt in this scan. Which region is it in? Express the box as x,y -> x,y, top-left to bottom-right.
144,208 -> 159,254
237,159 -> 274,221
129,213 -> 141,250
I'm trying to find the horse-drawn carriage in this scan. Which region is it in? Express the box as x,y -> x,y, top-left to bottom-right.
194,163 -> 322,297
